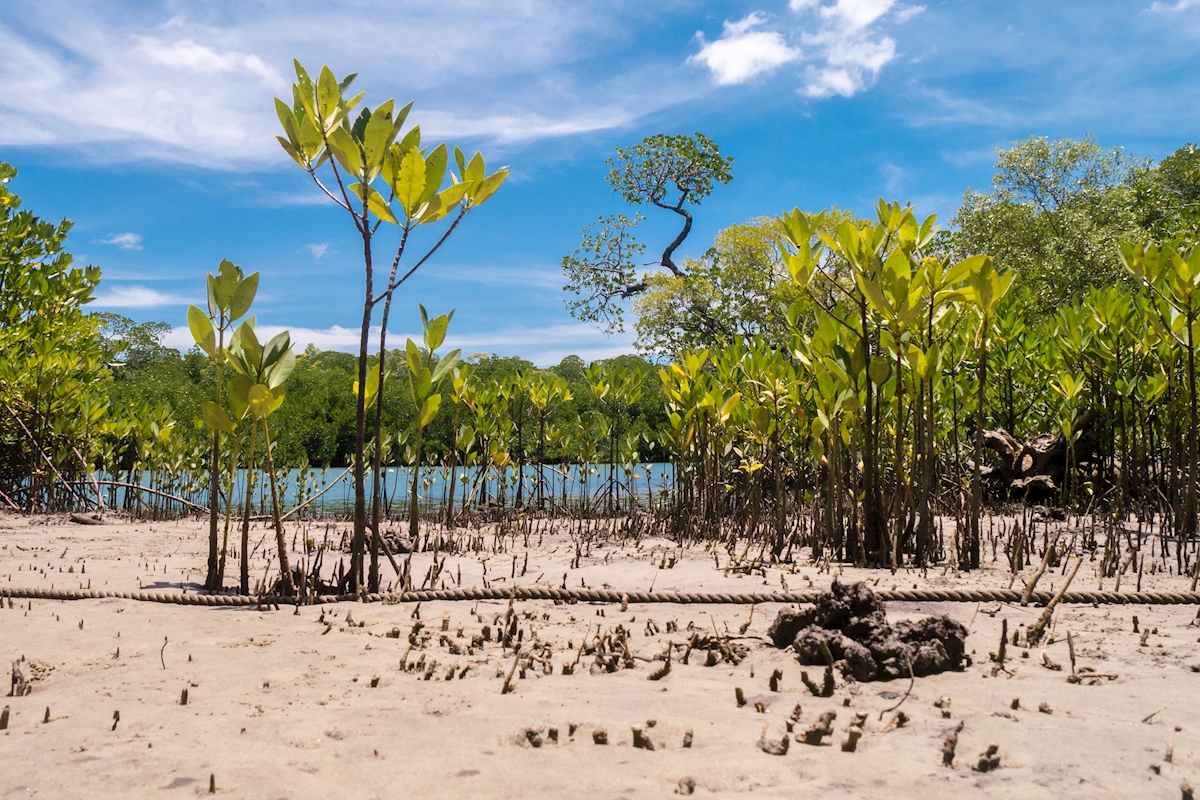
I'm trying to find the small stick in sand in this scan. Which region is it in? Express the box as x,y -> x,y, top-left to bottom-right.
111,710 -> 120,731
632,727 -> 655,750
972,742 -> 1001,772
942,721 -> 964,767
181,688 -> 188,706
757,729 -> 789,755
879,657 -> 914,721
209,774 -> 216,794
648,643 -> 672,681
1027,557 -> 1082,646
738,604 -> 755,635
160,637 -> 168,670
501,647 -> 523,694
800,711 -> 836,745
1022,531 -> 1061,605
0,706 -> 8,730
682,633 -> 697,665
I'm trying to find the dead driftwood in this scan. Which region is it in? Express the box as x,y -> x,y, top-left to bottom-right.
978,415 -> 1097,501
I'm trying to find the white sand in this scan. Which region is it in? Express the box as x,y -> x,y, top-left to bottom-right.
0,511 -> 1197,798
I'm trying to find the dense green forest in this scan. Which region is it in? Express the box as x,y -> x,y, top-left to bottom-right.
100,334 -> 669,470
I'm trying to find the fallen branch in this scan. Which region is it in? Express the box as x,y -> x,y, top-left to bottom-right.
280,465 -> 353,521
73,481 -> 209,514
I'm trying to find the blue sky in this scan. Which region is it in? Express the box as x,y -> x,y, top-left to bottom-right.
2,0 -> 1199,364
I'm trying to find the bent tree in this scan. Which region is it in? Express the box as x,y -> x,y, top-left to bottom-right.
274,61 -> 507,592
563,133 -> 733,332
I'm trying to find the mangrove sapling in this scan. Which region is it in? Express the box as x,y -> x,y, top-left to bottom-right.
402,307 -> 461,548
275,62 -> 507,592
444,367 -> 472,527
1119,239 -> 1200,541
225,322 -> 298,595
188,260 -> 258,590
962,256 -> 1015,570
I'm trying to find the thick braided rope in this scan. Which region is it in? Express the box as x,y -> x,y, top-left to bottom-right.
2,586 -> 1199,606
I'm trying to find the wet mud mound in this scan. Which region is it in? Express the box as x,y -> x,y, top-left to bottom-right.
768,580 -> 967,682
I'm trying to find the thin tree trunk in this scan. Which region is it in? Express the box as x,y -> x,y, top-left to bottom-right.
262,421 -> 294,595
240,422 -> 258,595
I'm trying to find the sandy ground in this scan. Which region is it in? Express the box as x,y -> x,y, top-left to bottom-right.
1,511 -> 1198,799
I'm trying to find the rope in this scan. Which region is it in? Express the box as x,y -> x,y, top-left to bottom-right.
2,586 -> 1199,607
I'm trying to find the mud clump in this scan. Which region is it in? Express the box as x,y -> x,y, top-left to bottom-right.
768,580 -> 967,681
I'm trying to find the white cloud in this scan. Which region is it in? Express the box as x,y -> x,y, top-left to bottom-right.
691,1 -> 920,97
1149,0 -> 1199,10
306,243 -> 330,259
428,264 -> 564,290
135,37 -> 283,87
92,285 -> 191,308
98,232 -> 143,250
690,13 -> 802,86
0,3 -> 686,168
799,0 -> 919,98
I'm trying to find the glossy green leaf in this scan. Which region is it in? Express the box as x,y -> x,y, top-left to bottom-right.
464,151 -> 485,183
201,401 -> 233,434
424,312 -> 450,352
396,125 -> 420,155
248,383 -> 273,418
228,374 -> 252,419
392,147 -> 426,217
229,272 -> 258,321
431,349 -> 461,386
468,168 -> 508,206
419,144 -> 448,205
316,65 -> 340,125
415,367 -> 432,400
327,126 -> 361,178
362,99 -> 396,171
266,349 -> 295,389
262,330 -> 290,370
417,393 -> 442,428
187,305 -> 215,355
405,338 -> 422,375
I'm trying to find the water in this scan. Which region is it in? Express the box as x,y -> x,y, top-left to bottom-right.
98,463 -> 677,517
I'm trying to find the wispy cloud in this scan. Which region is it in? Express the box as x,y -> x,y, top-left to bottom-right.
428,264 -> 564,290
305,243 -> 329,259
1148,0 -> 1199,11
794,0 -> 920,98
98,232 -> 143,250
690,13 -> 802,86
92,285 -> 191,308
0,2 -> 692,168
690,1 -> 920,97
